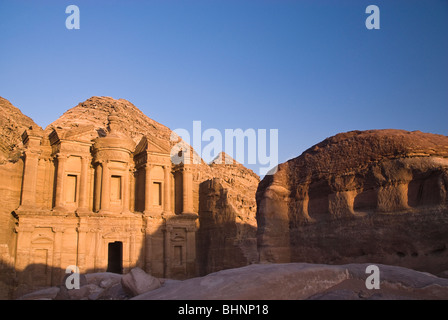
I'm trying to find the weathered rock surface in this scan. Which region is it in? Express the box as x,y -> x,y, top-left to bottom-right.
256,129 -> 448,274
17,263 -> 448,300
197,152 -> 259,275
0,97 -> 39,163
133,263 -> 448,300
0,98 -> 40,299
19,272 -> 128,300
121,267 -> 162,297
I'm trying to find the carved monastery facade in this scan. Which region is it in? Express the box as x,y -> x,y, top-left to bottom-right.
12,112 -> 197,291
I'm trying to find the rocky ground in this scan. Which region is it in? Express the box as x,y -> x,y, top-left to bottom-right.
18,263 -> 448,300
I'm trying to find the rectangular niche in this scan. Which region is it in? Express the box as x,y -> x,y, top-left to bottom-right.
152,182 -> 162,206
174,245 -> 183,266
111,175 -> 122,201
66,174 -> 78,203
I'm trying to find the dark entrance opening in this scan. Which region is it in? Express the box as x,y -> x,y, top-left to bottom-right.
107,241 -> 123,274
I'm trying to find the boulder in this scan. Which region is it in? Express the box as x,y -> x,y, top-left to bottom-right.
121,267 -> 161,297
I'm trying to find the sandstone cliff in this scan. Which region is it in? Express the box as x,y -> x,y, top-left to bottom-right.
257,129 -> 448,274
0,97 -> 39,163
0,97 -> 41,298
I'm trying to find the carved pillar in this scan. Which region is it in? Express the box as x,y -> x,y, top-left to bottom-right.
20,150 -> 40,208
129,229 -> 136,270
19,130 -> 43,211
53,154 -> 67,211
51,227 -> 64,285
144,164 -> 152,215
164,224 -> 172,278
94,162 -> 103,212
182,166 -> 194,214
130,166 -> 135,212
93,229 -> 102,272
77,156 -> 90,213
163,165 -> 172,214
186,225 -> 196,277
122,164 -> 131,214
14,225 -> 34,274
100,161 -> 110,213
76,226 -> 88,271
144,222 -> 153,274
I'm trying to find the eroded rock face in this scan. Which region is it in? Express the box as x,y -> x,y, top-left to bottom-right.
256,130 -> 448,274
197,177 -> 258,275
0,97 -> 39,163
0,98 -> 42,299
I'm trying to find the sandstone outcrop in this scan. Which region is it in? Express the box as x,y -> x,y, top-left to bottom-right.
0,97 -> 39,163
197,152 -> 259,275
256,129 -> 448,274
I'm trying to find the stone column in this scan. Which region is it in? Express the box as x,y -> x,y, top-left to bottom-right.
164,225 -> 172,278
122,164 -> 131,214
129,166 -> 135,212
100,161 -> 110,213
14,225 -> 34,274
94,162 -> 103,212
163,165 -> 172,214
51,227 -> 64,286
93,229 -> 102,272
186,225 -> 196,277
20,150 -> 40,208
144,221 -> 153,274
182,166 -> 194,214
129,229 -> 136,270
76,226 -> 88,272
77,156 -> 90,214
144,164 -> 152,215
53,154 -> 67,212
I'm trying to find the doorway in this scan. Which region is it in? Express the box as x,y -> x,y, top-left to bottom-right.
107,241 -> 123,274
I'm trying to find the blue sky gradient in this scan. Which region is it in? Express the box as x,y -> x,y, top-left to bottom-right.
1,0 -> 447,172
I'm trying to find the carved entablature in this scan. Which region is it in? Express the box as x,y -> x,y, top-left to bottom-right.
49,128 -> 93,157
134,135 -> 171,170
22,127 -> 44,149
93,135 -> 135,164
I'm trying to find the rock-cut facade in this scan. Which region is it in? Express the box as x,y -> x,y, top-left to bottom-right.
12,111 -> 198,295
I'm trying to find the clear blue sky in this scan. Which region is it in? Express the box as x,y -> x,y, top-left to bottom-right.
1,0 -> 447,173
